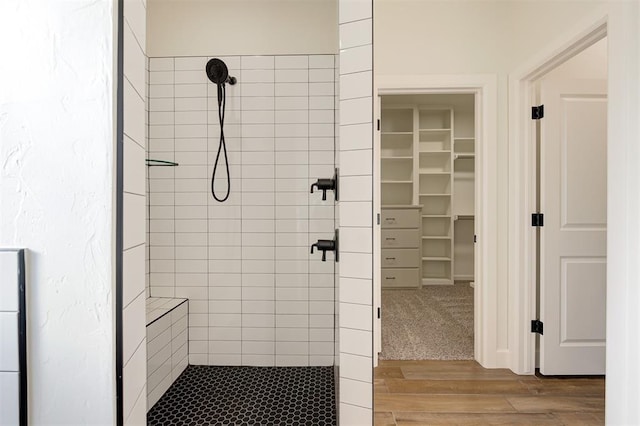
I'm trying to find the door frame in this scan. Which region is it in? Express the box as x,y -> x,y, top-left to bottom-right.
373,74 -> 500,368
508,13 -> 608,375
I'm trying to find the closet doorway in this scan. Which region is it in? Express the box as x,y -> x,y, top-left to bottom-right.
378,93 -> 476,361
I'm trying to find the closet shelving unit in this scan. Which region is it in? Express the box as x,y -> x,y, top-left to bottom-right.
380,107 -> 414,206
380,106 -> 421,288
452,108 -> 475,282
381,100 -> 475,286
417,107 -> 454,285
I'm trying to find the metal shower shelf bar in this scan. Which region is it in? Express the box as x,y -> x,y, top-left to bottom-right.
146,159 -> 179,167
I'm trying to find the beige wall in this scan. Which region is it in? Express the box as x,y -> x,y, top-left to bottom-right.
374,0 -> 607,361
544,37 -> 607,80
147,0 -> 338,57
375,0 -> 606,75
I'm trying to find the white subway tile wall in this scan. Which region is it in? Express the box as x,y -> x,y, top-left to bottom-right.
148,54 -> 337,367
338,0 -> 374,423
146,299 -> 188,410
123,0 -> 148,423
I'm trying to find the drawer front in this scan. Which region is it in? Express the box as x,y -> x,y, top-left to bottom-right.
381,268 -> 419,288
382,229 -> 419,248
381,249 -> 419,268
381,209 -> 420,228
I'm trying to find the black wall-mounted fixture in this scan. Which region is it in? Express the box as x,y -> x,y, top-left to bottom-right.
311,229 -> 339,262
206,58 -> 237,203
145,159 -> 179,167
310,168 -> 339,201
205,58 -> 237,86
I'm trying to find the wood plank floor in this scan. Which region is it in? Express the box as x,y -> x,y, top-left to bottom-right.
374,360 -> 605,425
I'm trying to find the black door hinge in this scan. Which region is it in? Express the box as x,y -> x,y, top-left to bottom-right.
531,319 -> 544,335
474,234 -> 477,243
377,119 -> 381,131
532,213 -> 544,227
377,307 -> 381,319
532,105 -> 544,120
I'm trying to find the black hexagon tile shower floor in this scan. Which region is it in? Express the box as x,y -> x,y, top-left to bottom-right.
147,365 -> 337,425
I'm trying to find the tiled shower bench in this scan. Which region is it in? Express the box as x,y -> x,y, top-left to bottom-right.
146,297 -> 188,410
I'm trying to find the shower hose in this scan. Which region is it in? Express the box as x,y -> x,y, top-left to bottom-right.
211,82 -> 230,202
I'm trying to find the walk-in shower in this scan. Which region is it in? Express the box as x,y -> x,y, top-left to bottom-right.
145,54 -> 339,423
115,0 -> 376,423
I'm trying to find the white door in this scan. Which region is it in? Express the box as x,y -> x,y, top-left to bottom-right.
539,78 -> 607,375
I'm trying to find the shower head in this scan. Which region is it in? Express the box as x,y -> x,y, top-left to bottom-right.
206,58 -> 237,86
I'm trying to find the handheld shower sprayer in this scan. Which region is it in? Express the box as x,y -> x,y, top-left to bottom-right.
205,58 -> 237,86
206,58 -> 237,202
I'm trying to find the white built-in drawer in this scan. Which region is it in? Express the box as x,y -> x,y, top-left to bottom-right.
381,268 -> 419,288
381,249 -> 419,268
381,209 -> 420,228
382,229 -> 419,248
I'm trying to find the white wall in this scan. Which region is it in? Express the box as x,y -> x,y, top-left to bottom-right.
123,0 -> 149,423
0,1 -> 116,424
147,0 -> 338,57
605,2 -> 640,423
375,0 -> 607,366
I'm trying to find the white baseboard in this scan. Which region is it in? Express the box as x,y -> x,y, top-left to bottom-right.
454,275 -> 475,281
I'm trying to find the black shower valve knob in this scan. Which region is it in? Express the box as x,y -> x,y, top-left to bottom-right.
310,178 -> 336,201
310,239 -> 336,262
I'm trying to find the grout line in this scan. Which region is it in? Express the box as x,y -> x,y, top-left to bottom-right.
239,56 -> 246,365
273,59 -> 277,363
123,73 -> 145,106
122,331 -> 146,368
123,376 -> 147,422
171,58 -> 176,299
123,17 -> 145,63
338,17 -> 372,26
333,54 -> 339,364
307,56 -> 311,366
339,68 -> 374,78
205,55 -> 211,363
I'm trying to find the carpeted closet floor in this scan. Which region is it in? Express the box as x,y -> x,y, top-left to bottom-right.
380,282 -> 474,360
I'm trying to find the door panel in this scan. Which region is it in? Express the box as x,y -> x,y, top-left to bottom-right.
561,98 -> 607,228
540,78 -> 607,375
560,258 -> 606,343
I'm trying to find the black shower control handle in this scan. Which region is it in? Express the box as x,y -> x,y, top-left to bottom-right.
310,169 -> 339,201
311,230 -> 339,262
311,239 -> 336,262
310,178 -> 335,201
